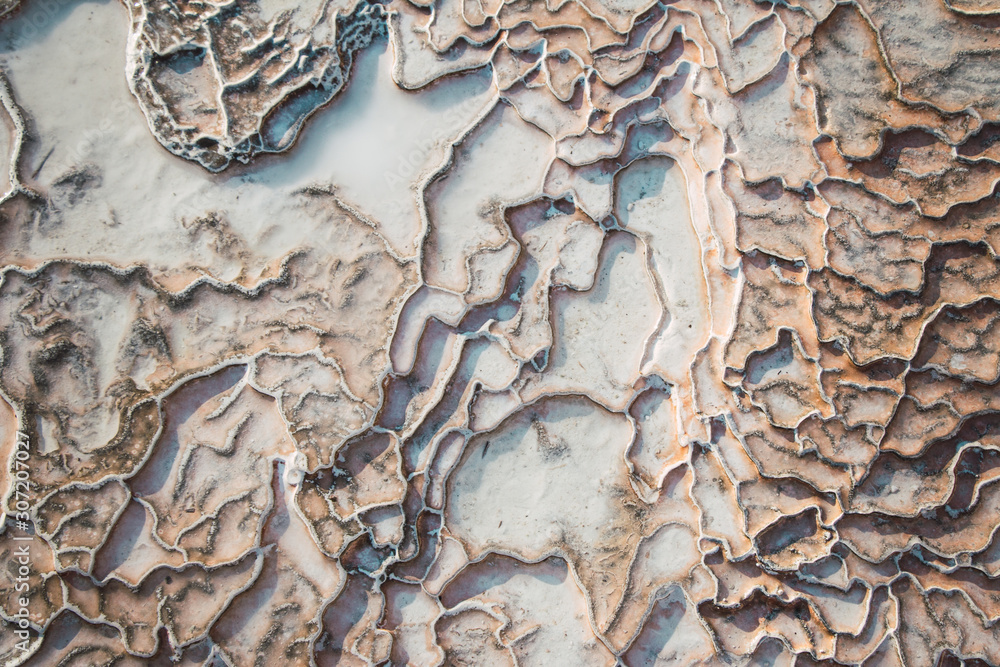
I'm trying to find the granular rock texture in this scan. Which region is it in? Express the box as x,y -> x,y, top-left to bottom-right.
125,0 -> 388,171
1,0 -> 1000,664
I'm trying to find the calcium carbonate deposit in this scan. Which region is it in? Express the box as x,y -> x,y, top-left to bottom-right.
1,0 -> 1000,664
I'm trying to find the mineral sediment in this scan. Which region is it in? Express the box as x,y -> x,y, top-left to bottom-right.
2,0 -> 1000,664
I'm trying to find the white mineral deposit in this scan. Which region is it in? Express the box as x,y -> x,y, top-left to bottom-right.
1,0 -> 1000,664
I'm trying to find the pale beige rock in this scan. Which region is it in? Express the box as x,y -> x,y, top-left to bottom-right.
2,0 -> 1000,663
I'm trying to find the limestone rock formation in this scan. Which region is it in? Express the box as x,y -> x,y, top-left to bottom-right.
1,0 -> 1000,664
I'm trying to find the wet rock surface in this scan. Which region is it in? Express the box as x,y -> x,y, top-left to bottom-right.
1,0 -> 1000,664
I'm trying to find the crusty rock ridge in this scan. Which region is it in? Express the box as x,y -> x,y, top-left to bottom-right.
1,0 -> 1000,664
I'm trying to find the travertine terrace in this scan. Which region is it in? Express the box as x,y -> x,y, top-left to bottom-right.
1,0 -> 1000,664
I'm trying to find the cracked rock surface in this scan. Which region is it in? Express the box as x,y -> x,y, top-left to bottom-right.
2,0 -> 1000,664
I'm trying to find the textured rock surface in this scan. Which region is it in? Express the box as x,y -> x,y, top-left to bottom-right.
1,0 -> 1000,664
